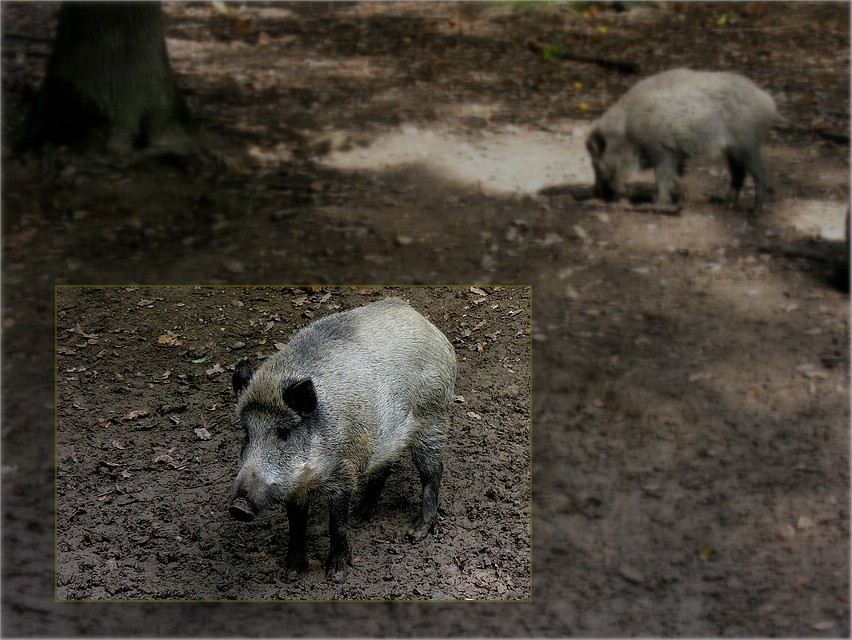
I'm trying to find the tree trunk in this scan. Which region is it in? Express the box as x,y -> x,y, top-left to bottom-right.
19,1 -> 193,154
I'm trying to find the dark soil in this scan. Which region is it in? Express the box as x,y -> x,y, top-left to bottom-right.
2,0 -> 849,636
54,285 -> 531,601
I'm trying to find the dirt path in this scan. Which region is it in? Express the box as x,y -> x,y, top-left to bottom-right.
2,1 -> 849,636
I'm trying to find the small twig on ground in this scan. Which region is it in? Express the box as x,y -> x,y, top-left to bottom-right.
527,39 -> 639,74
815,128 -> 850,145
3,32 -> 55,44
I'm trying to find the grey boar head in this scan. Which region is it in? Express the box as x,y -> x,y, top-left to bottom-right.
229,361 -> 332,521
586,128 -> 640,202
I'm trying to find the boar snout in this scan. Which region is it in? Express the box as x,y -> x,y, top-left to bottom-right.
229,497 -> 257,522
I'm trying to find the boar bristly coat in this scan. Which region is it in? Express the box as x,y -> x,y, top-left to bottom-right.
229,298 -> 456,580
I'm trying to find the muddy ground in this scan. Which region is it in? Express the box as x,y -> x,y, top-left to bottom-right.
55,285 -> 532,601
2,0 -> 850,636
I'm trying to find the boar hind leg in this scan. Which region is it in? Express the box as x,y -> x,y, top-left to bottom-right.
353,466 -> 392,522
285,501 -> 310,571
725,152 -> 747,209
746,152 -> 768,214
727,149 -> 767,214
407,423 -> 446,541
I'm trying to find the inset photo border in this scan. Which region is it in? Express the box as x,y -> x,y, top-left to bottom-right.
55,285 -> 531,601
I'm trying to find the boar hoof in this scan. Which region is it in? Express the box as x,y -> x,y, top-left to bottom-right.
324,554 -> 351,581
406,518 -> 435,542
285,550 -> 309,572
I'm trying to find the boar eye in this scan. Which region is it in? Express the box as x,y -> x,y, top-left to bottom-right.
276,426 -> 289,441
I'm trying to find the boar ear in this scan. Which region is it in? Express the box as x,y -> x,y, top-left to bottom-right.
232,361 -> 253,397
586,130 -> 607,157
282,379 -> 317,417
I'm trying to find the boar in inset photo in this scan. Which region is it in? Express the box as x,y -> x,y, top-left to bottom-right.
229,298 -> 457,580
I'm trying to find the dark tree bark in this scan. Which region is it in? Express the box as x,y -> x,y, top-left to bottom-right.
19,2 -> 193,154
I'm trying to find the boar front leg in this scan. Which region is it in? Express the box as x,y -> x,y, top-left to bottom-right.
285,501 -> 309,571
726,148 -> 767,214
325,491 -> 353,580
650,148 -> 688,208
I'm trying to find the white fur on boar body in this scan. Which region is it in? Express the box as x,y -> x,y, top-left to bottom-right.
586,68 -> 782,213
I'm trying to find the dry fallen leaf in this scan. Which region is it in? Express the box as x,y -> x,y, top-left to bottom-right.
152,448 -> 176,465
619,564 -> 644,584
211,1 -> 231,15
223,259 -> 245,274
811,621 -> 834,631
245,550 -> 279,574
205,363 -> 225,377
157,331 -> 182,346
231,15 -> 252,35
796,364 -> 828,380
122,409 -> 149,421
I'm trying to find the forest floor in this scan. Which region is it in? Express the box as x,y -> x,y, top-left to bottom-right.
2,1 -> 850,636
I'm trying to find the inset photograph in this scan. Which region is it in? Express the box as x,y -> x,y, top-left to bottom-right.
55,286 -> 531,601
